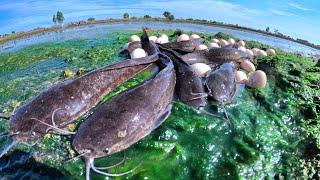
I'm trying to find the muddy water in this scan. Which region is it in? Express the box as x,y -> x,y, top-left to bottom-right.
1,22 -> 320,57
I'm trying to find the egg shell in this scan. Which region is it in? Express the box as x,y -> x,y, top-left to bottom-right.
211,38 -> 220,44
130,48 -> 147,59
177,34 -> 190,42
149,36 -> 157,42
195,44 -> 208,51
266,48 -> 276,55
190,34 -> 201,40
246,70 -> 267,88
161,34 -> 169,42
228,38 -> 236,44
240,60 -> 256,72
235,70 -> 248,83
130,35 -> 140,42
208,42 -> 220,49
257,50 -> 268,57
238,40 -> 246,47
190,63 -> 212,77
252,48 -> 260,56
155,37 -> 168,44
220,39 -> 229,47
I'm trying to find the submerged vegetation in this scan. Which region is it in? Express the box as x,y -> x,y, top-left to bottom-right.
0,30 -> 319,179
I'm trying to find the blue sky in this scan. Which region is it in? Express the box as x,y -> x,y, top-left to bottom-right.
0,0 -> 319,44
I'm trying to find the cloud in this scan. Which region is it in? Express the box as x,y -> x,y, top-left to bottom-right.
288,3 -> 313,11
271,9 -> 295,17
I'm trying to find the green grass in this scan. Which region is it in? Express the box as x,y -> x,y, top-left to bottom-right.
0,30 -> 319,179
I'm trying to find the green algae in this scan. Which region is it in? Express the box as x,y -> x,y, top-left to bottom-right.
0,30 -> 319,179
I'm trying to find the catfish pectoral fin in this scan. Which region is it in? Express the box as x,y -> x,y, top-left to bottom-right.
150,104 -> 172,132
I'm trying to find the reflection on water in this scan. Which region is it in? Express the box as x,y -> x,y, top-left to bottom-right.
1,22 -> 320,56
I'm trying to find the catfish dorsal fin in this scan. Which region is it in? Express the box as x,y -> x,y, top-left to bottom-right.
141,27 -> 151,55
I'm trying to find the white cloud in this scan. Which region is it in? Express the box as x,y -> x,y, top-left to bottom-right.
271,9 -> 295,17
288,3 -> 313,11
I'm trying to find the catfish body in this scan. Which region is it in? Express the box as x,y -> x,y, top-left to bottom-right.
158,44 -> 208,108
205,62 -> 237,104
9,54 -> 159,143
182,48 -> 251,65
72,54 -> 175,159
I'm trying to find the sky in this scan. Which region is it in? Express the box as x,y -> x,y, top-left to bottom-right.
0,0 -> 319,44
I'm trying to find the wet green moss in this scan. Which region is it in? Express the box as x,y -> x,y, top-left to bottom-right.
0,30 -> 319,179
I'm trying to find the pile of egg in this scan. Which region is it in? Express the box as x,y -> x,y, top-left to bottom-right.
126,33 -> 275,88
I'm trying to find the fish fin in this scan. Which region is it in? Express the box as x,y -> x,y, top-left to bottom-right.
0,138 -> 17,158
150,104 -> 172,131
141,27 -> 151,54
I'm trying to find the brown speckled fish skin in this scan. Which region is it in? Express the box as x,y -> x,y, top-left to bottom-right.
72,54 -> 176,159
160,38 -> 204,54
158,44 -> 208,108
9,53 -> 160,143
181,47 -> 251,65
205,62 -> 237,105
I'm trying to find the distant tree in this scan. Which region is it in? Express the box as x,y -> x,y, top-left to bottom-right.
52,11 -> 64,25
56,11 -> 64,24
53,15 -> 57,24
167,14 -> 174,21
163,11 -> 174,21
11,31 -> 15,34
274,29 -> 279,34
144,15 -> 151,19
266,27 -> 270,32
88,17 -> 95,22
163,11 -> 171,18
123,12 -> 129,19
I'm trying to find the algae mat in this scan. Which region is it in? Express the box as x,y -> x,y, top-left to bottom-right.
0,30 -> 319,179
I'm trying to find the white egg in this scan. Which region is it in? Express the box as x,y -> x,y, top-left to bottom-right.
228,38 -> 236,44
235,71 -> 248,83
155,37 -> 168,44
149,36 -> 157,42
252,48 -> 260,56
238,40 -> 246,47
211,38 -> 220,44
220,39 -> 229,47
191,63 -> 212,77
190,34 -> 201,40
208,42 -> 220,49
195,44 -> 208,51
246,49 -> 254,56
246,70 -> 267,88
123,42 -> 130,50
177,34 -> 190,42
266,48 -> 276,55
240,60 -> 256,72
257,50 -> 268,57
130,48 -> 147,59
130,35 -> 140,42
161,34 -> 169,42
238,46 -> 247,52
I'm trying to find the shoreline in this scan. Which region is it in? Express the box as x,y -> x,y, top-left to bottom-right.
1,17 -> 320,52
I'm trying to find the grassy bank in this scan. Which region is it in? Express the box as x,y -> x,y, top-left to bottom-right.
1,18 -> 320,53
0,29 -> 319,179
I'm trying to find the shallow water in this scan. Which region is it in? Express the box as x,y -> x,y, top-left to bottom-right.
1,30 -> 317,179
1,22 -> 320,57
